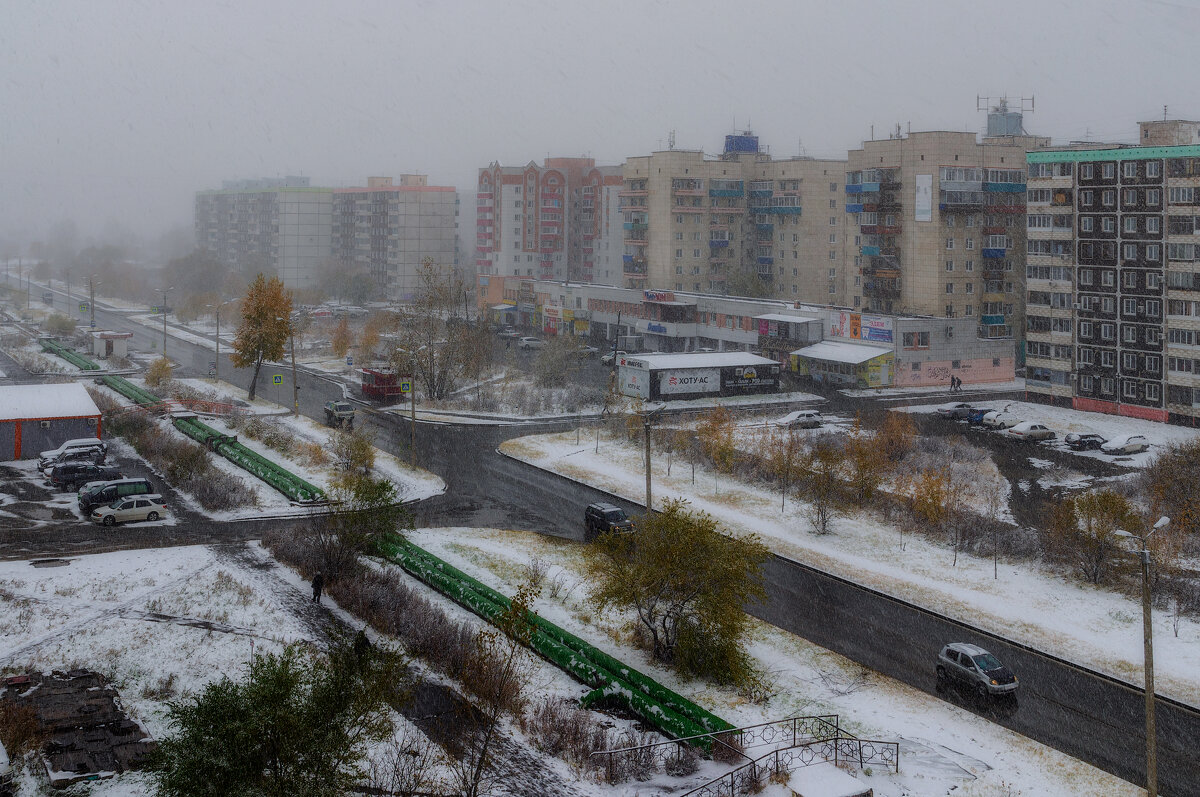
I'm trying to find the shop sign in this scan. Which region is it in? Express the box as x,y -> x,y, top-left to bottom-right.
659,368 -> 719,395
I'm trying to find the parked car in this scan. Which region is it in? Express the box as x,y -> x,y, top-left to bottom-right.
937,402 -> 977,420
38,440 -> 107,471
773,410 -> 822,429
517,336 -> 545,350
1007,422 -> 1056,441
49,462 -> 121,492
600,349 -> 627,366
496,326 -> 520,339
39,437 -> 107,463
1101,434 -> 1150,455
965,407 -> 992,425
1065,432 -> 1107,451
91,494 -> 168,527
78,478 -> 154,514
576,345 -> 600,358
584,502 -> 633,536
981,411 -> 1020,430
936,642 -> 1018,698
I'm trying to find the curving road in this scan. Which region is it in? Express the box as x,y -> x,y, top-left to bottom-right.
12,288 -> 1200,796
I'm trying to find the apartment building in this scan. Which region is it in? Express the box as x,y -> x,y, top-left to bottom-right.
846,126 -> 1048,355
476,158 -> 623,285
1024,120 -> 1200,424
620,134 -> 851,304
195,177 -> 332,290
331,175 -> 459,301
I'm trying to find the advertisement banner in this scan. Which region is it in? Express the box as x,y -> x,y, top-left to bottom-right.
828,311 -> 849,338
643,290 -> 675,302
860,314 -> 894,343
915,174 -> 933,222
659,368 -> 720,395
620,367 -> 650,398
722,364 -> 780,389
849,313 -> 862,339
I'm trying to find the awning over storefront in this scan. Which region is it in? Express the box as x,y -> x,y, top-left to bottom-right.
792,340 -> 891,364
491,304 -> 516,312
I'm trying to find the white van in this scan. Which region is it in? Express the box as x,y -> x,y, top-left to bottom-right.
39,437 -> 105,461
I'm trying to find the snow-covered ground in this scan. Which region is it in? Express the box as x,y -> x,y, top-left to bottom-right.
905,399 -> 1200,468
405,527 -> 1140,797
0,537 -> 1138,796
841,378 -> 1026,399
501,431 -> 1200,707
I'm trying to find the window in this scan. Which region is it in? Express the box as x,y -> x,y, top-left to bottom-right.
1125,217 -> 1139,234
829,217 -> 837,226
675,248 -> 683,258
1170,186 -> 1195,204
1103,190 -> 1115,207
946,216 -> 956,228
946,304 -> 955,316
1148,189 -> 1161,206
1078,347 -> 1094,365
945,237 -> 955,249
1080,374 -> 1093,391
1123,298 -> 1137,315
903,331 -> 931,348
1124,326 -> 1138,343
1124,162 -> 1137,178
945,283 -> 954,294
965,260 -> 974,272
1079,268 -> 1094,285
675,232 -> 683,240
1101,350 -> 1115,367
1124,243 -> 1138,261
1147,383 -> 1161,401
1079,321 -> 1093,337
1082,164 -> 1094,179
966,305 -> 974,316
829,234 -> 837,244
1102,217 -> 1116,232
1102,377 -> 1115,394
1081,189 -> 1094,206
1101,270 -> 1115,287
946,260 -> 954,272
966,283 -> 974,294
1147,244 -> 1161,262
1146,216 -> 1161,233
1147,161 -> 1161,177
966,238 -> 975,250
1103,163 -> 1115,179
1027,214 -> 1051,229
829,250 -> 837,260
1101,323 -> 1115,341
1123,380 -> 1137,398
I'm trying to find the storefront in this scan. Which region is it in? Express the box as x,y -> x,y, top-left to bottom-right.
792,340 -> 894,388
618,352 -> 781,401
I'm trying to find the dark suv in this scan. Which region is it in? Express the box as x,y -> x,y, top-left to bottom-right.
584,502 -> 633,537
78,478 -> 154,514
49,462 -> 121,492
936,642 -> 1018,699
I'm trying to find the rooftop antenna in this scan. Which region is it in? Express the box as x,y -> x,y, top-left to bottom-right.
977,94 -> 1035,135
668,130 -> 676,150
1164,104 -> 1169,121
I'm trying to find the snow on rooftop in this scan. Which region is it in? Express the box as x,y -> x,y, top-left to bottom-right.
755,312 -> 819,323
793,340 -> 892,364
623,352 -> 779,370
0,382 -> 100,421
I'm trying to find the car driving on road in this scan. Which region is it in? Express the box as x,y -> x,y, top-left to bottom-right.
773,410 -> 822,429
584,502 -> 633,536
936,642 -> 1018,698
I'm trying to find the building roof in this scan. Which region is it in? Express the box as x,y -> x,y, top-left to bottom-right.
792,341 -> 892,365
623,352 -> 778,370
754,313 -> 817,324
0,383 -> 101,422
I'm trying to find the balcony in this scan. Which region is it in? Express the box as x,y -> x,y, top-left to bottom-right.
845,203 -> 864,213
674,188 -> 707,197
750,189 -> 773,198
709,189 -> 744,198
981,314 -> 1006,325
845,184 -> 863,194
983,268 -> 1007,280
983,181 -> 1026,193
863,281 -> 900,299
983,225 -> 1006,235
880,179 -> 902,191
982,248 -> 1007,259
756,222 -> 774,233
859,224 -> 877,235
619,188 -> 648,197
861,245 -> 881,256
757,256 -> 774,266
878,224 -> 902,235
709,239 -> 730,248
477,217 -> 493,227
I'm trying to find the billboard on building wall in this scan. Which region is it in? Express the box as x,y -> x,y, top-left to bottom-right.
659,368 -> 720,395
829,311 -> 893,343
619,366 -> 650,398
915,174 -> 933,222
722,364 -> 780,390
828,311 -> 850,338
860,314 -> 894,343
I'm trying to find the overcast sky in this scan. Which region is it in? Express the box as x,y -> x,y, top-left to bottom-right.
3,0 -> 1199,253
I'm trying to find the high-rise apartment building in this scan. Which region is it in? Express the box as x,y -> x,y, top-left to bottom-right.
331,175 -> 459,301
476,158 -> 623,285
195,177 -> 332,290
1024,120 -> 1200,424
620,135 -> 850,303
845,126 -> 1048,351
196,175 -> 457,299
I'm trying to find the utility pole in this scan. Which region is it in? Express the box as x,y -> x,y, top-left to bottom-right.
160,287 -> 173,355
89,277 -> 96,328
644,413 -> 652,511
290,324 -> 299,416
409,384 -> 416,466
215,307 -> 221,382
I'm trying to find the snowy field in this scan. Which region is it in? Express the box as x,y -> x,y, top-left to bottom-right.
0,538 -> 1139,796
501,431 -> 1200,707
904,399 -> 1200,468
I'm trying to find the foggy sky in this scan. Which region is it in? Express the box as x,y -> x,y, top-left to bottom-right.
3,0 -> 1199,255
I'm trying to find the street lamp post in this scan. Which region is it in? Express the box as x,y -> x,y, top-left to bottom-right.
1116,515 -> 1171,797
641,403 -> 665,511
159,287 -> 174,356
89,276 -> 99,329
205,301 -> 228,382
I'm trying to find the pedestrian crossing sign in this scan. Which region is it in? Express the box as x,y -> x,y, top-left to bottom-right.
272,374 -> 282,385
400,379 -> 412,393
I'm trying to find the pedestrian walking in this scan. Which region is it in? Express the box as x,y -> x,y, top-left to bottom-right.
311,571 -> 324,604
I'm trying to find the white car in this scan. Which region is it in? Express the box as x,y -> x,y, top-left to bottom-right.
981,411 -> 1021,429
516,336 -> 545,350
773,410 -> 822,429
1006,422 -> 1056,441
600,350 -> 627,366
91,495 -> 168,527
1101,434 -> 1150,455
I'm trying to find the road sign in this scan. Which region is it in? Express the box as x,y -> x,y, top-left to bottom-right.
79,302 -> 89,312
208,368 -> 216,376
209,361 -> 216,370
272,374 -> 282,385
346,356 -> 353,366
399,379 -> 413,394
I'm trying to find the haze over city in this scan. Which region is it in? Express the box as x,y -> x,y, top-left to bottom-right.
3,0 -> 1200,250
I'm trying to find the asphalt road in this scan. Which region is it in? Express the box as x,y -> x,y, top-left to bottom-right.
18,288 -> 1200,796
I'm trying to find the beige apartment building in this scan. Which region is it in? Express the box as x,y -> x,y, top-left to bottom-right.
620,134 -> 851,305
846,128 -> 1048,354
